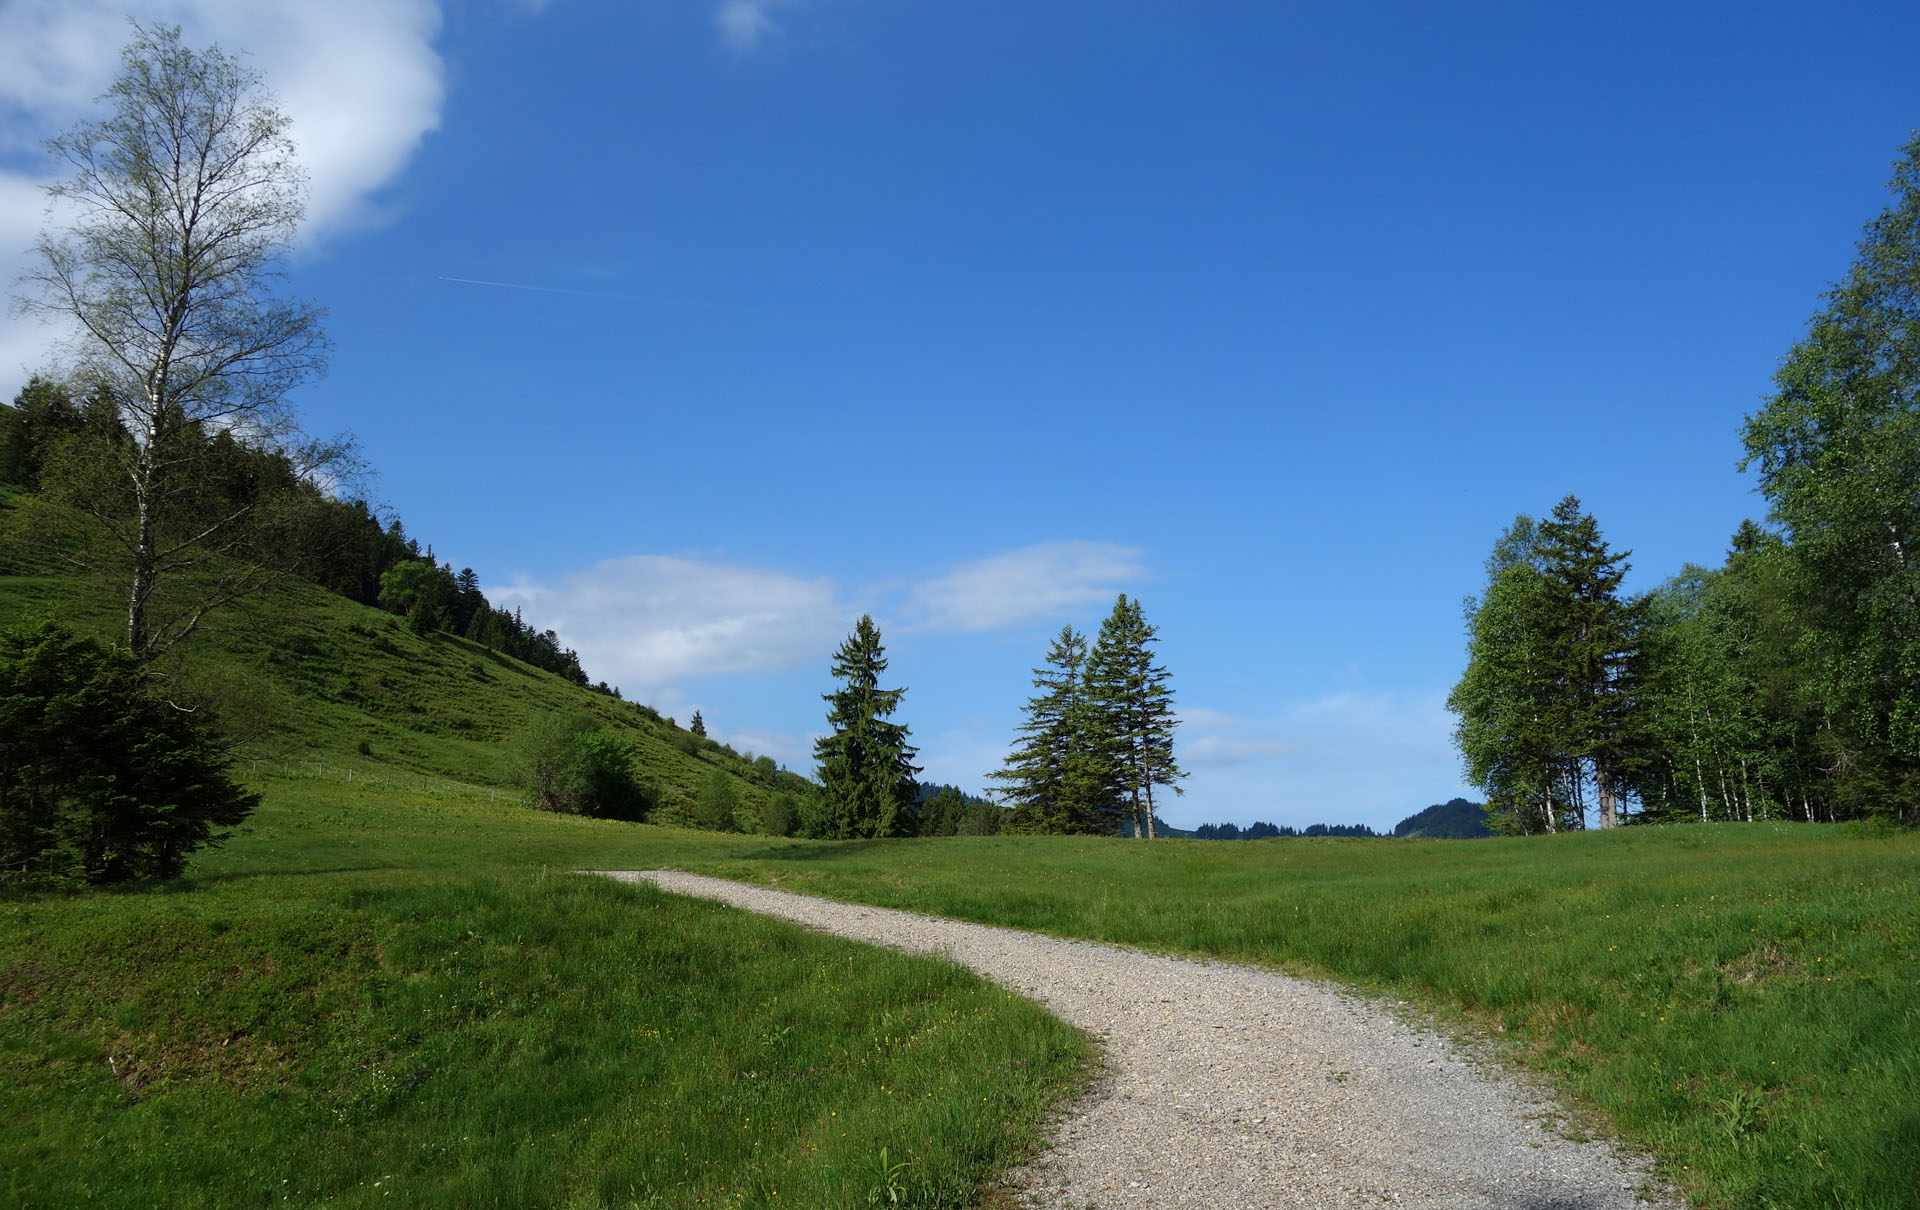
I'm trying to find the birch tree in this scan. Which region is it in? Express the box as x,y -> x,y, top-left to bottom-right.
1741,133 -> 1920,822
16,24 -> 336,660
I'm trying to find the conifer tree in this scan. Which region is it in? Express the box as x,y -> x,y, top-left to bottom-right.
689,710 -> 707,739
1450,501 -> 1644,831
991,626 -> 1120,833
811,615 -> 920,838
1083,595 -> 1184,839
1535,495 -> 1646,828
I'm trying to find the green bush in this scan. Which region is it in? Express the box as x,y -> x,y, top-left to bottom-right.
762,791 -> 799,837
693,769 -> 740,832
514,713 -> 653,820
0,619 -> 257,884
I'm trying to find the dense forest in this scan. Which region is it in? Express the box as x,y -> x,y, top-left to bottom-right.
1450,134 -> 1920,833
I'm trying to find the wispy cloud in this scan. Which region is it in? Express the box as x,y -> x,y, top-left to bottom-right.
715,0 -> 788,51
904,541 -> 1148,633
0,0 -> 449,399
488,539 -> 1147,700
489,554 -> 852,695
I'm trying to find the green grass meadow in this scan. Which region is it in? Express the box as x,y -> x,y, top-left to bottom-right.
2,780 -> 1090,1210
677,825 -> 1920,1210
5,520 -> 1918,1209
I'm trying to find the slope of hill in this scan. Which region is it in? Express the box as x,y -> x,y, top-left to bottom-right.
0,494 -> 1091,1209
0,492 -> 797,830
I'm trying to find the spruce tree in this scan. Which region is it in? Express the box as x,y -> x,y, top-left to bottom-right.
1449,502 -> 1644,831
1083,595 -> 1184,839
1536,496 -> 1645,828
991,626 -> 1120,834
689,710 -> 707,739
811,615 -> 920,838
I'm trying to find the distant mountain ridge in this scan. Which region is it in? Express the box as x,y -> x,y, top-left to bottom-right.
1393,798 -> 1493,839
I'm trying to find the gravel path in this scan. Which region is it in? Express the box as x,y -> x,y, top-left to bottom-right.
600,870 -> 1676,1210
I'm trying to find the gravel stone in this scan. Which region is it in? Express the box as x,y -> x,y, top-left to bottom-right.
600,870 -> 1678,1209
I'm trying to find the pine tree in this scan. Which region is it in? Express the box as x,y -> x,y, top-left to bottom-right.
1083,595 -> 1184,839
689,710 -> 707,739
1449,502 -> 1645,831
811,615 -> 920,839
991,626 -> 1120,834
1535,496 -> 1646,828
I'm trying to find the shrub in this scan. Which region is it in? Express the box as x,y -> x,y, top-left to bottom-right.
515,713 -> 652,820
761,791 -> 799,837
693,770 -> 740,832
0,620 -> 258,885
671,731 -> 701,757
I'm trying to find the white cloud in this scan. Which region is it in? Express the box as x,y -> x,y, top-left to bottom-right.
488,540 -> 1152,743
721,727 -> 815,772
715,0 -> 786,51
0,0 -> 447,399
905,541 -> 1148,633
489,554 -> 852,695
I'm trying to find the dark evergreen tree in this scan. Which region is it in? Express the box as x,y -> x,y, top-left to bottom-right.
0,376 -> 88,490
991,625 -> 1120,834
810,615 -> 919,838
689,709 -> 707,739
1534,495 -> 1646,828
0,620 -> 258,884
1083,595 -> 1184,839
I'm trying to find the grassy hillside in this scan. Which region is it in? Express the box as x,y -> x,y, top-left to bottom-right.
0,492 -> 792,829
1,509 -> 1091,1209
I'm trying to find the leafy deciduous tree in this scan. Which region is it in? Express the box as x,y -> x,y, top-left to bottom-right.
1740,133 -> 1920,823
16,24 -> 342,660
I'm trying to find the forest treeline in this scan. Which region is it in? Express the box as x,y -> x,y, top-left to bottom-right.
1450,134 -> 1920,832
0,375 -> 604,691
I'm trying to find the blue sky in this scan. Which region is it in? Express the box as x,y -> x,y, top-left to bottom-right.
5,1 -> 1919,829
